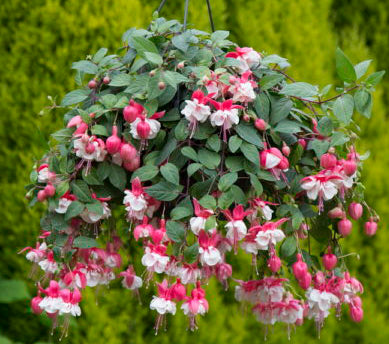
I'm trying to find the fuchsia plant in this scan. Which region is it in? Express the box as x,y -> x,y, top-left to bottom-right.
22,15 -> 384,339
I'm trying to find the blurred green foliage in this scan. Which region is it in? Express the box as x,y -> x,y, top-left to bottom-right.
0,0 -> 387,343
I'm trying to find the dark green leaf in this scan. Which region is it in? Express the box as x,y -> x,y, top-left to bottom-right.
144,52 -> 163,65
131,36 -> 159,55
270,97 -> 293,125
280,236 -> 297,258
198,149 -> 221,169
218,172 -> 238,192
228,135 -> 242,153
184,243 -> 199,264
65,201 -> 85,221
240,142 -> 259,164
171,207 -> 193,220
0,280 -> 30,302
160,163 -> 180,185
308,139 -> 330,158
61,89 -> 90,106
131,165 -> 159,181
354,89 -> 372,118
147,181 -> 183,201
109,73 -> 133,86
71,180 -> 92,202
166,220 -> 186,242
235,123 -> 264,148
335,47 -> 357,83
259,73 -> 284,90
187,163 -> 202,176
279,82 -> 318,98
181,146 -> 198,161
72,60 -> 98,74
73,236 -> 99,248
109,164 -> 127,190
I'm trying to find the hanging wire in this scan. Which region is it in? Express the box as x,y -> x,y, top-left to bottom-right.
183,0 -> 190,31
205,0 -> 215,32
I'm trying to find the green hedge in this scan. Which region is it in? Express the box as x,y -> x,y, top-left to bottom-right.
1,1 -> 388,343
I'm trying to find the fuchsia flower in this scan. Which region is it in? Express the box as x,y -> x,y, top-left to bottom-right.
223,205 -> 251,252
38,280 -> 63,314
130,111 -> 165,140
181,281 -> 209,330
229,71 -> 257,103
123,178 -> 149,221
260,147 -> 289,181
198,230 -> 222,266
178,263 -> 202,284
150,279 -> 177,315
208,99 -> 243,141
74,134 -> 107,162
119,265 -> 143,290
189,198 -> 214,235
55,191 -> 77,214
202,71 -> 221,97
20,242 -> 47,263
226,47 -> 262,72
141,242 -> 169,274
58,288 -> 82,317
37,164 -> 56,183
123,99 -> 145,123
67,115 -> 89,137
38,250 -> 58,274
133,216 -> 154,240
249,198 -> 277,221
181,90 -> 212,137
80,193 -> 111,223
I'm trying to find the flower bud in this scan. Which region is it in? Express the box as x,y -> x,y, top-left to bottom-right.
282,143 -> 290,157
44,184 -> 56,198
338,218 -> 352,237
171,279 -> 186,301
158,81 -> 166,90
298,139 -> 307,149
31,296 -> 43,314
278,157 -> 289,170
350,306 -> 363,323
37,190 -> 47,202
177,61 -> 185,69
123,101 -> 142,123
313,271 -> 325,287
254,118 -> 267,131
123,156 -> 140,172
328,206 -> 346,219
149,70 -> 156,77
103,76 -> 110,84
106,126 -> 122,154
348,202 -> 363,220
364,219 -> 378,236
298,272 -> 312,290
322,247 -> 337,270
120,143 -> 137,162
136,119 -> 151,139
88,79 -> 97,89
320,153 -> 337,169
292,254 -> 308,280
343,159 -> 357,176
268,255 -> 281,273
243,114 -> 250,122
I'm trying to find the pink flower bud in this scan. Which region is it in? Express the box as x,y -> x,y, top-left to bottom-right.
177,62 -> 185,69
328,206 -> 345,219
343,159 -> 357,176
123,156 -> 140,172
37,190 -> 47,202
351,296 -> 362,308
31,296 -> 43,314
320,153 -> 337,169
322,247 -> 337,270
364,219 -> 378,236
254,118 -> 267,131
298,139 -> 307,149
349,306 -> 363,323
123,100 -> 143,123
120,143 -> 137,162
282,143 -> 290,157
171,279 -> 186,301
103,76 -> 111,84
136,119 -> 151,139
243,114 -> 250,122
348,202 -> 363,220
44,184 -> 56,198
88,79 -> 97,89
298,272 -> 312,290
106,126 -> 122,154
268,255 -> 282,273
278,156 -> 289,170
292,254 -> 308,280
338,218 -> 352,237
158,81 -> 166,90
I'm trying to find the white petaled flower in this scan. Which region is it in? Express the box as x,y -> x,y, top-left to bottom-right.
38,259 -> 58,273
123,190 -> 148,220
198,246 -> 222,266
59,302 -> 81,317
210,109 -> 239,130
74,136 -> 106,162
55,197 -> 73,214
80,201 -> 111,223
141,247 -> 169,273
150,297 -> 176,315
189,216 -> 207,235
306,288 -> 339,321
130,118 -> 161,139
225,220 -> 247,241
231,82 -> 256,103
181,99 -> 211,123
38,166 -> 50,183
122,275 -> 143,290
301,175 -> 340,201
178,266 -> 202,284
39,296 -> 63,314
258,285 -> 284,303
85,270 -> 102,287
255,229 -> 286,250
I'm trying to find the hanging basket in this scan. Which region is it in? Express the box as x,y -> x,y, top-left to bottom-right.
23,10 -> 381,339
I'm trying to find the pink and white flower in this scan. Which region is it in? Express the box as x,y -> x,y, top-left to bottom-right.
178,263 -> 202,284
80,194 -> 111,223
305,287 -> 339,322
198,230 -> 222,266
38,251 -> 58,273
223,205 -> 251,252
254,218 -> 288,251
130,111 -> 165,140
58,288 -> 82,317
229,71 -> 257,103
226,47 -> 262,73
189,198 -> 214,235
141,243 -> 169,273
123,178 -> 149,221
150,280 -> 176,315
249,198 -> 277,221
74,134 -> 107,162
38,280 -> 63,314
120,265 -> 143,290
55,192 -> 77,214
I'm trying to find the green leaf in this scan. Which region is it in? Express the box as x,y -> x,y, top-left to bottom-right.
51,128 -> 73,142
65,201 -> 85,221
181,146 -> 198,161
235,123 -> 264,148
56,181 -> 69,197
211,30 -> 230,42
335,47 -> 357,83
280,236 -> 297,258
109,164 -> 127,190
354,89 -> 372,118
308,139 -> 330,158
187,163 -> 202,176
331,131 -> 350,146
163,71 -> 189,88
147,181 -> 183,201
86,201 -> 104,216
109,73 -> 133,86
228,135 -> 242,153
0,280 -> 30,302
274,120 -> 301,133
247,172 -> 263,195
73,236 -> 99,248
204,216 -> 217,230
198,149 -> 221,169
279,82 -> 318,98
218,172 -> 238,192
71,180 -> 92,202
190,179 -> 214,199
174,119 -> 189,140
131,165 -> 159,182
206,134 -> 221,152
160,163 -> 180,185
254,93 -> 270,121
184,243 -> 199,264
166,220 -> 186,243
171,207 -> 193,220
131,36 -> 159,55
225,156 -> 244,172
354,59 -> 372,79
100,94 -> 118,108
144,52 -> 163,65
259,73 -> 284,90
198,195 -> 217,209
333,94 -> 354,124
270,97 -> 293,125
91,125 -> 108,137
61,89 -> 90,106
72,60 -> 98,74
93,47 -> 108,63
172,32 -> 192,52
157,136 -> 177,164
97,161 -> 111,180
317,117 -> 333,136
240,142 -> 259,165
365,71 -> 385,86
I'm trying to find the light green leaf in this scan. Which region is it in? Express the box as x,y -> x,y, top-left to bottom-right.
184,243 -> 199,264
354,59 -> 372,79
72,60 -> 98,74
198,149 -> 221,169
91,125 -> 109,136
144,52 -> 163,65
228,135 -> 242,153
240,142 -> 259,165
365,71 -> 385,86
61,89 -> 90,106
73,236 -> 99,248
335,47 -> 357,83
333,94 -> 354,124
181,146 -> 198,161
131,165 -> 159,182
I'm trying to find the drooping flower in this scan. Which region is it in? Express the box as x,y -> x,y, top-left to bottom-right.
130,111 -> 165,140
80,194 -> 111,223
253,218 -> 288,251
119,265 -> 143,290
226,47 -> 262,72
189,198 -> 214,235
181,281 -> 209,330
123,178 -> 149,221
198,230 -> 222,266
223,205 -> 251,252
